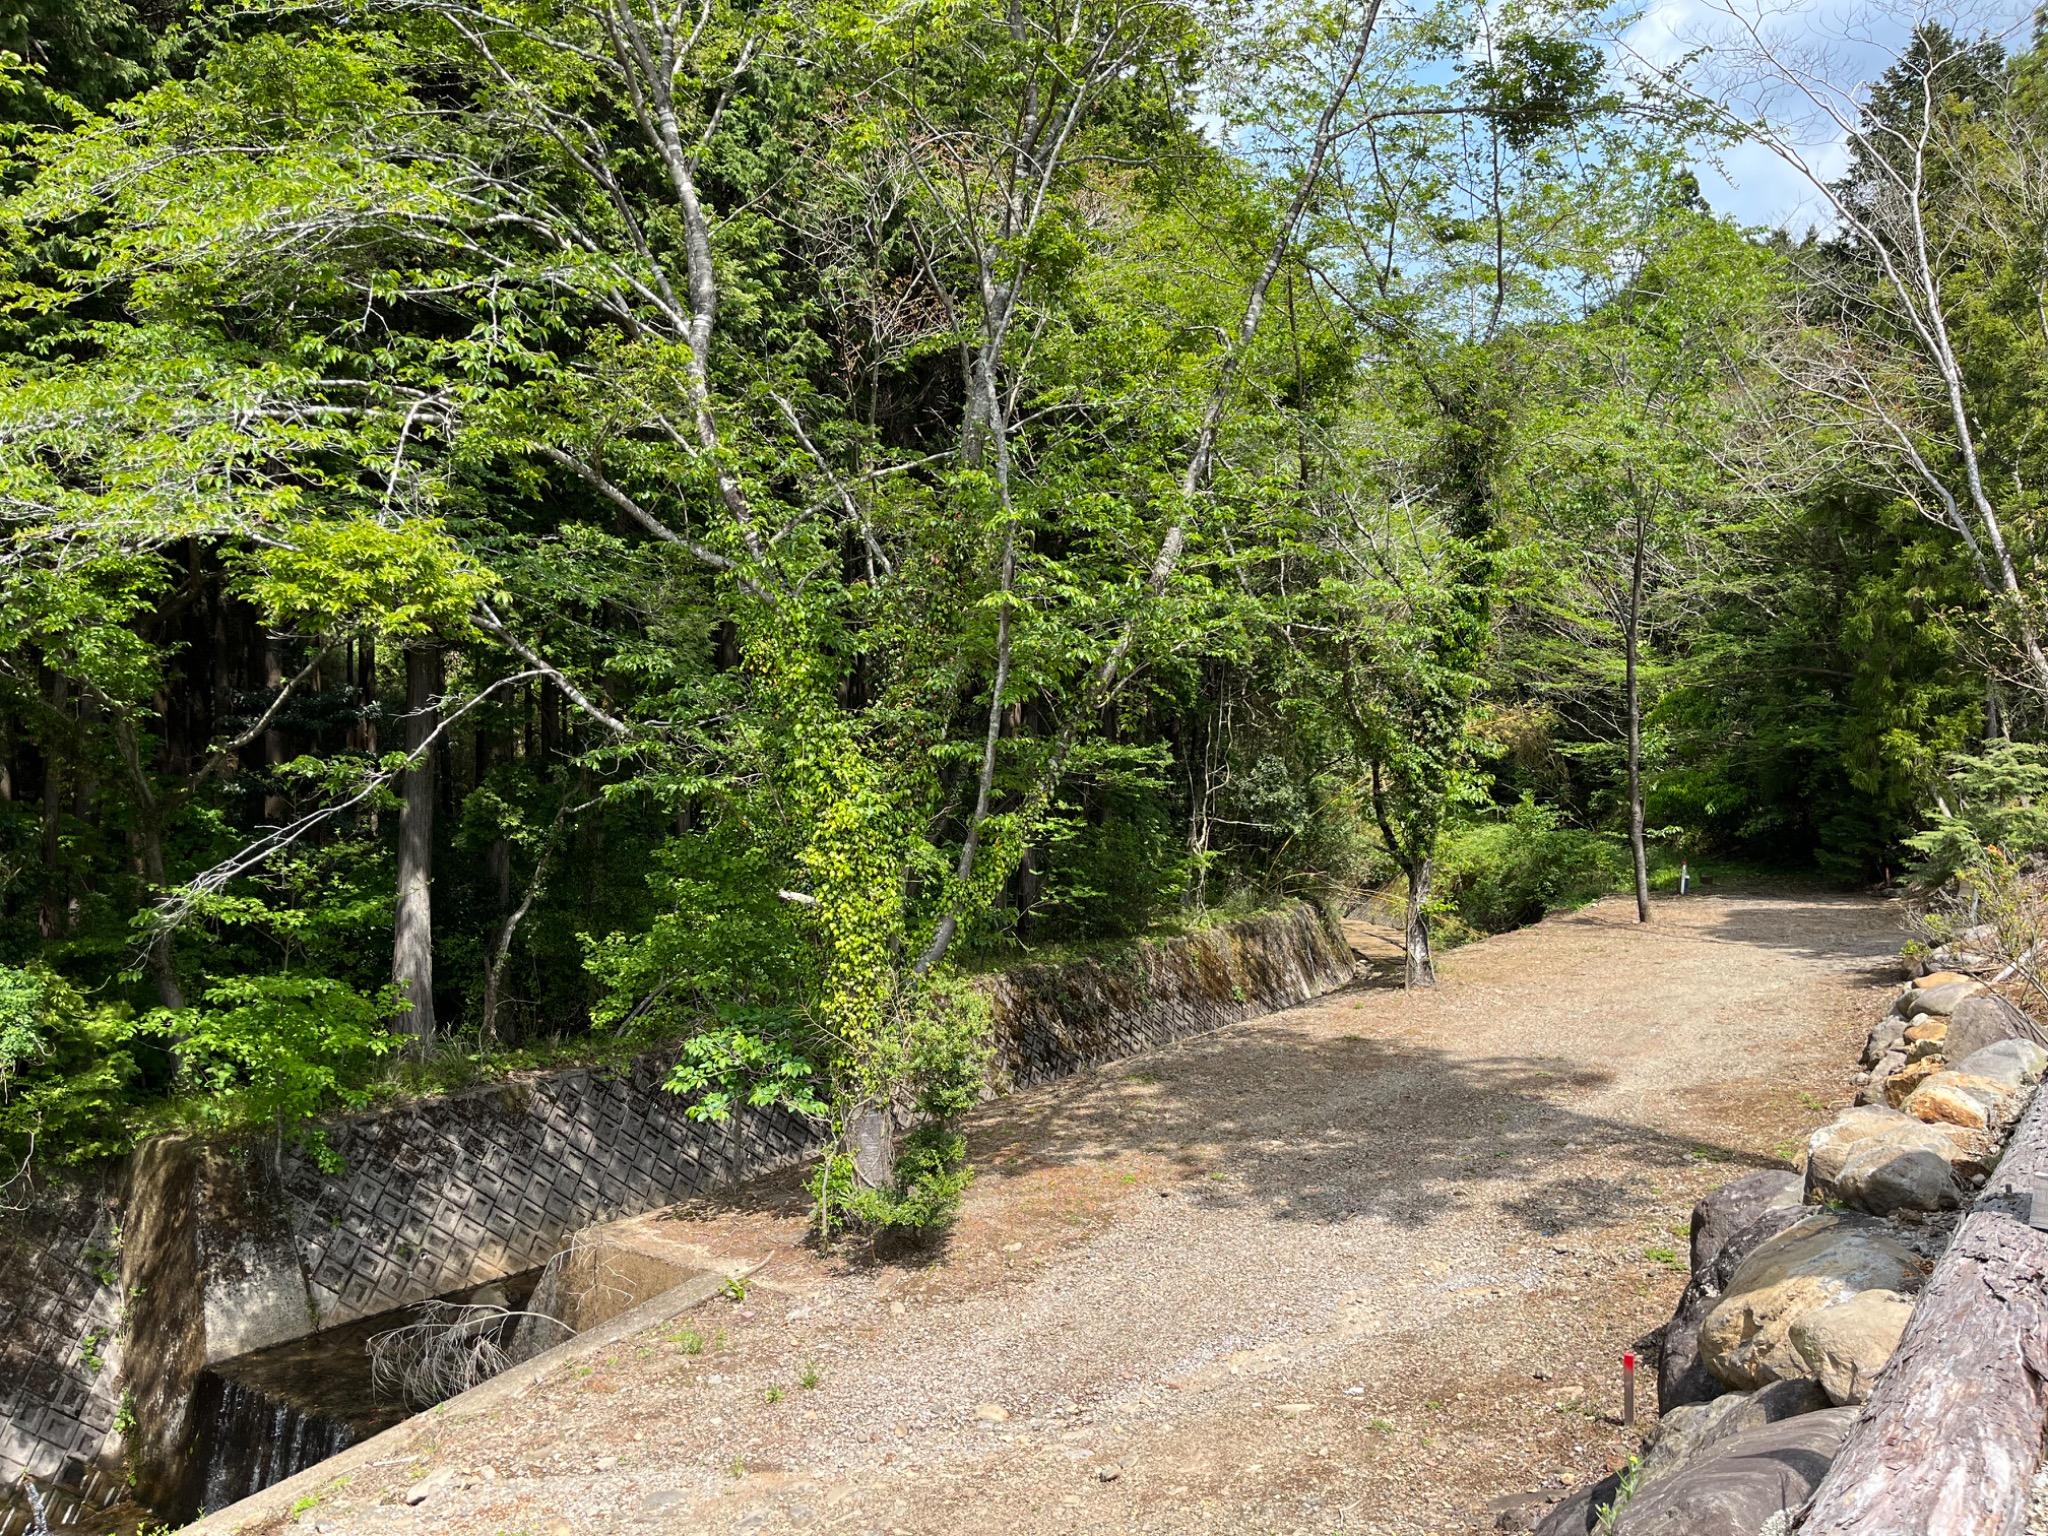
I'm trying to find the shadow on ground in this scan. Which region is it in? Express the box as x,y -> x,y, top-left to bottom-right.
1540,892 -> 1898,966
968,1017 -> 1784,1240
664,892 -> 1896,1267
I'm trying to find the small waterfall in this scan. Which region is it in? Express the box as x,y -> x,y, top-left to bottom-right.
169,1262 -> 591,1523
194,1373 -> 358,1514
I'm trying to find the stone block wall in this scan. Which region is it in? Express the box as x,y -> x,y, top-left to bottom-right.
984,902 -> 1356,1089
0,1175 -> 128,1535
0,902 -> 1354,1530
116,1074 -> 823,1514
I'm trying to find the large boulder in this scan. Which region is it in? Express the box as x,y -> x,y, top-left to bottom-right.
1902,1018 -> 1948,1056
1698,1213 -> 1923,1391
1804,1107 -> 1908,1188
1906,969 -> 1974,991
1660,1206 -> 1814,1412
1835,1138 -> 1964,1211
1856,1048 -> 1910,1107
1945,992 -> 2040,1063
1788,1288 -> 1912,1405
1899,1070 -> 2017,1133
1954,1038 -> 2048,1089
1608,1409 -> 1856,1536
1637,1379 -> 1831,1488
1802,1106 -> 1965,1214
1859,1056 -> 1900,1105
1689,1170 -> 1805,1277
1898,978 -> 1985,1019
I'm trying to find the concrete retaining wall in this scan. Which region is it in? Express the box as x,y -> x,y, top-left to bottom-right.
0,1174 -> 127,1534
0,902 -> 1354,1529
985,902 -> 1357,1088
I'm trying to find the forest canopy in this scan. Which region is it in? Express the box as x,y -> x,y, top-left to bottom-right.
2,0 -> 2045,1233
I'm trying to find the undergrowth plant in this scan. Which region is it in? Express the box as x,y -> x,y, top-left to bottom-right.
806,981 -> 991,1248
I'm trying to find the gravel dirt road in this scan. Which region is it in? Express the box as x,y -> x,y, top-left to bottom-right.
226,891 -> 1902,1536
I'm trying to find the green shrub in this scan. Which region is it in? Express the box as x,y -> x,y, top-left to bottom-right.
141,974 -> 403,1146
1029,788 -> 1193,941
0,966 -> 142,1166
810,1124 -> 974,1244
1904,741 -> 2048,884
807,980 -> 989,1247
1434,798 -> 1629,937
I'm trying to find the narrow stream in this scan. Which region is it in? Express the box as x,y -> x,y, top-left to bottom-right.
165,1234 -> 697,1523
183,1270 -> 545,1520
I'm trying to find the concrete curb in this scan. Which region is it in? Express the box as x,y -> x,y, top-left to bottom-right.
184,1258 -> 763,1534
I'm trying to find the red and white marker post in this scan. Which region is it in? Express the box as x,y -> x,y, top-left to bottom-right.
1621,1350 -> 1637,1426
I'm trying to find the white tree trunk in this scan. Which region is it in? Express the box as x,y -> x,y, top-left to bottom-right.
392,645 -> 441,1041
1626,507 -> 1650,925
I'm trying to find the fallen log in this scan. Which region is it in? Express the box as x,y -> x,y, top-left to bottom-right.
1800,1085 -> 2048,1535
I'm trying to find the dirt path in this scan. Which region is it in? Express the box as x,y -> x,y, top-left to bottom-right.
245,892 -> 1902,1536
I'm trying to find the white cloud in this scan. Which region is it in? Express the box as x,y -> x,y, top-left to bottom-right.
1618,0 -> 2037,231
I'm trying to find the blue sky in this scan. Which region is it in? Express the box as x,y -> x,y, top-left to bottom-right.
1619,0 -> 2041,231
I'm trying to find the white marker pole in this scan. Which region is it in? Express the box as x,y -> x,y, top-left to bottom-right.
1679,862 -> 1689,896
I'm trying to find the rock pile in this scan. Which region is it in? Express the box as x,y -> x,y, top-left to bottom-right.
1856,969 -> 2045,1121
1525,970 -> 2046,1536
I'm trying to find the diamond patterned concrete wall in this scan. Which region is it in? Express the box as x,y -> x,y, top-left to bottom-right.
987,903 -> 1355,1090
1,903 -> 1353,1530
0,1177 -> 128,1536
234,905 -> 1349,1344
240,1062 -> 826,1347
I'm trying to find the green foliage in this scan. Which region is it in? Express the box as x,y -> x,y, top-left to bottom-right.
0,966 -> 141,1166
1904,742 -> 2048,882
1028,788 -> 1195,941
140,974 -> 403,1140
1595,1455 -> 1644,1533
807,982 -> 989,1244
663,1021 -> 827,1123
234,519 -> 492,641
807,1124 -> 975,1247
1434,799 -> 1629,941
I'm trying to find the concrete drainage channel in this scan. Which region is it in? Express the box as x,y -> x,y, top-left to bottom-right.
188,1249 -> 763,1536
0,903 -> 1358,1535
180,1222 -> 710,1525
